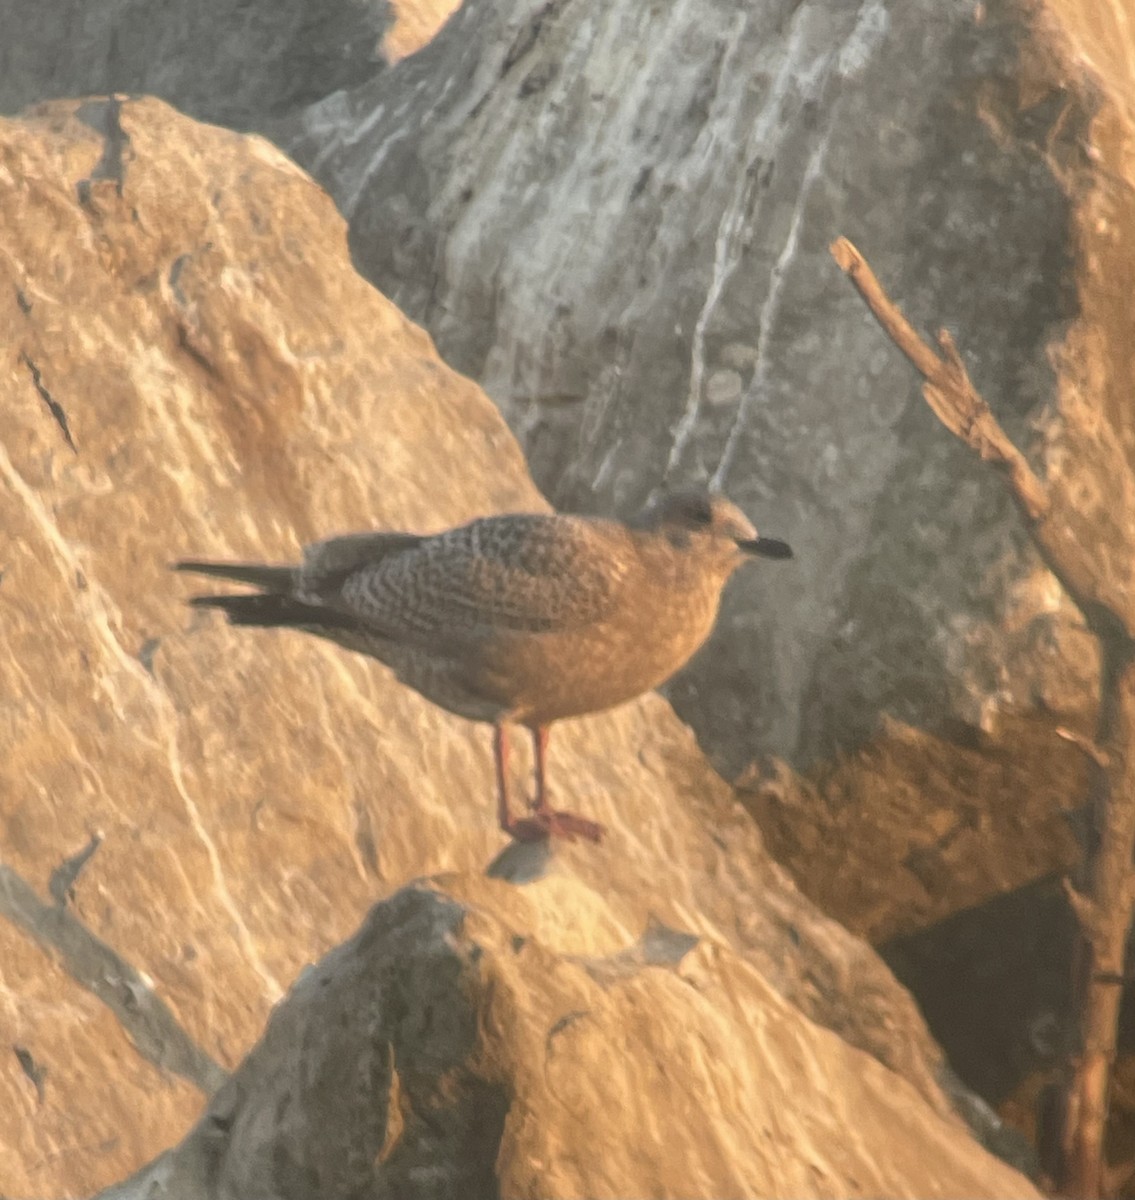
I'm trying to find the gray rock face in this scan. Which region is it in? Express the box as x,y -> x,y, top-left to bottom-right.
0,0 -> 391,127
279,0 -> 1103,776
197,888 -> 505,1200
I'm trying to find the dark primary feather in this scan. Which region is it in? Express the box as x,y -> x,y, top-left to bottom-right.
173,561 -> 294,592
188,592 -> 362,632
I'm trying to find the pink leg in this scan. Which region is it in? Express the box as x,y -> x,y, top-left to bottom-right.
493,723 -> 514,832
520,725 -> 605,843
495,722 -> 547,843
495,723 -> 605,845
532,724 -> 551,815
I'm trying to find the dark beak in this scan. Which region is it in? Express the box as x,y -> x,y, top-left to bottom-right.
737,536 -> 793,560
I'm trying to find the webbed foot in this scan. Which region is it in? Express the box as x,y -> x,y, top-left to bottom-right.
504,810 -> 605,844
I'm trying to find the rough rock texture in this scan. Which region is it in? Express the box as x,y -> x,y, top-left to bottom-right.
0,0 -> 392,127
0,98 -> 1021,1197
101,882 -> 1038,1200
741,713 -> 1088,944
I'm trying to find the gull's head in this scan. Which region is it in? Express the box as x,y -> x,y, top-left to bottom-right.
635,489 -> 793,565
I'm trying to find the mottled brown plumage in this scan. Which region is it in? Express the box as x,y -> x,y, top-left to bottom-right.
174,490 -> 792,843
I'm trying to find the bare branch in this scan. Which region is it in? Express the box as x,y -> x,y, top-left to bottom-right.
830,237 -> 1050,521
829,237 -> 942,378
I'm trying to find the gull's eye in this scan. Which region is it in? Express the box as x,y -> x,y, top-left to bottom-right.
682,495 -> 715,526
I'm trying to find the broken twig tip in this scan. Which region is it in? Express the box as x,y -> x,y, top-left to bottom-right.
829,236 -> 860,273
1055,726 -> 1110,769
1061,876 -> 1098,930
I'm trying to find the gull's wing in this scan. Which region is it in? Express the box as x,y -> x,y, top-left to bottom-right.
313,514 -> 626,643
